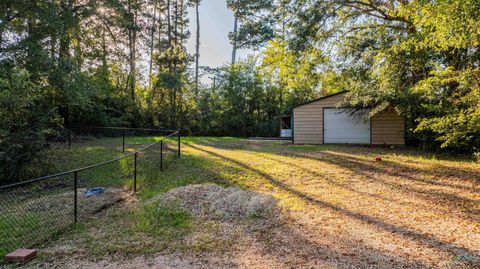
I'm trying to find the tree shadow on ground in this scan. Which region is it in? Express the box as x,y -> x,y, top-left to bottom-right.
290,151 -> 480,220
186,143 -> 479,267
256,153 -> 435,207
196,140 -> 479,217
305,150 -> 479,190
197,139 -> 479,183
181,143 -> 434,268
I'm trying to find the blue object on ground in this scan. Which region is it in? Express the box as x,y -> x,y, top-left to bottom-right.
85,187 -> 105,197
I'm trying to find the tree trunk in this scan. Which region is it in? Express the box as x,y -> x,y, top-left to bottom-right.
0,1 -> 11,52
179,0 -> 184,38
59,0 -> 73,62
156,6 -> 163,66
0,2 -> 13,53
167,0 -> 172,47
167,0 -> 172,72
74,24 -> 83,67
174,0 -> 178,47
148,0 -> 157,90
231,14 -> 238,65
58,0 -> 75,126
157,8 -> 163,51
101,26 -> 107,69
194,1 -> 200,96
171,0 -> 179,128
50,33 -> 57,59
133,8 -> 137,99
127,0 -> 137,100
0,27 -> 3,52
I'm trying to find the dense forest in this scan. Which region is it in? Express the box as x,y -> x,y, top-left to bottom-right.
1,0 -> 479,180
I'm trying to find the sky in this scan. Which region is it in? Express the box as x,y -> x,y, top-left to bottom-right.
185,1 -> 251,70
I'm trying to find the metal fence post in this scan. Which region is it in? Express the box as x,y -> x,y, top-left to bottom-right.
160,140 -> 164,171
133,153 -> 137,193
177,130 -> 181,158
74,171 -> 78,223
122,129 -> 126,153
68,128 -> 71,149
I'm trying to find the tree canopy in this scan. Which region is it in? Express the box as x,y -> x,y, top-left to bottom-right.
284,0 -> 480,151
1,0 -> 479,182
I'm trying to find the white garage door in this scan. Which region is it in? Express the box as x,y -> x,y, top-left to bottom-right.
324,108 -> 370,144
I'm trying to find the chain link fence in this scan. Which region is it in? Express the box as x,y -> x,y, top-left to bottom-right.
0,127 -> 180,258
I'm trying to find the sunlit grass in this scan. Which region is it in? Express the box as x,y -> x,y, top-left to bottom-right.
0,135 -> 171,259
134,201 -> 191,237
8,137 -> 479,268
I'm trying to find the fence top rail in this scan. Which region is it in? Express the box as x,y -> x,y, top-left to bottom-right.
136,130 -> 179,153
0,129 -> 180,190
70,126 -> 179,133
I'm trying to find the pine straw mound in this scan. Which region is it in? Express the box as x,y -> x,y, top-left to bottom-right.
158,184 -> 279,221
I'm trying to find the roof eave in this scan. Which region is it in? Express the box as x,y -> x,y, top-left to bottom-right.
291,91 -> 349,110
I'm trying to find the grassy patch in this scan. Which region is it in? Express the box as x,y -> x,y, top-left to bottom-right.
134,201 -> 192,237
0,212 -> 41,257
7,137 -> 479,268
0,135 -> 167,259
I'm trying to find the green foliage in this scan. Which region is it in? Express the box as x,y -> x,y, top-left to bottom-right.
0,66 -> 60,182
2,0 -> 480,184
287,0 -> 480,152
261,39 -> 325,110
415,69 -> 480,150
196,52 -> 325,137
0,0 -> 193,182
198,58 -> 281,137
227,0 -> 276,49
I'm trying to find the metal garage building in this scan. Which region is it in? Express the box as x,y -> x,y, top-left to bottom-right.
292,91 -> 404,145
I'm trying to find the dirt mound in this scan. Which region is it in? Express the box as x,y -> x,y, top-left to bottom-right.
158,184 -> 279,221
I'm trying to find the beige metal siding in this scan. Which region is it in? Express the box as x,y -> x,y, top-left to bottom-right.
293,93 -> 345,144
293,92 -> 405,145
371,109 -> 405,145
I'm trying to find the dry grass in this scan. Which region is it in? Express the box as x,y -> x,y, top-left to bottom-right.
21,138 -> 480,269
180,139 -> 480,268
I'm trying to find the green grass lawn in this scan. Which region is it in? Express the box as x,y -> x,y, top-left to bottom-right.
3,137 -> 480,268
0,135 -> 178,258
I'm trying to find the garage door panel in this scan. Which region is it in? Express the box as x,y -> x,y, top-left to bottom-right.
324,108 -> 370,144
